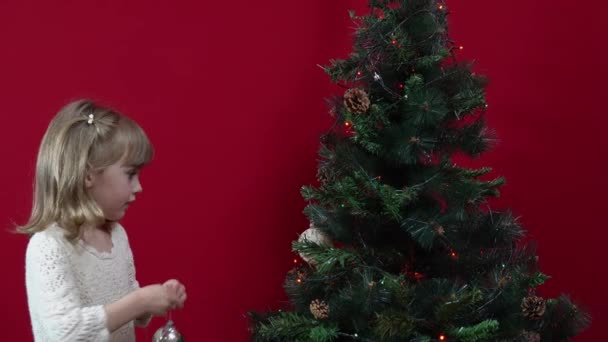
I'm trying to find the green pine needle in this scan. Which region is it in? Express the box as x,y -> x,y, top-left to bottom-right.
292,241 -> 360,274
452,319 -> 499,342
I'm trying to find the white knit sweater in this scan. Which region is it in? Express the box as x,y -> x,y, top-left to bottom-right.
25,223 -> 151,341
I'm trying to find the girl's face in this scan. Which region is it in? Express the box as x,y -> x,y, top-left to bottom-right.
85,160 -> 142,222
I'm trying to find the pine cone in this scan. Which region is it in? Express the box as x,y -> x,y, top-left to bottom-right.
343,88 -> 370,114
521,330 -> 541,342
310,299 -> 330,319
521,296 -> 546,320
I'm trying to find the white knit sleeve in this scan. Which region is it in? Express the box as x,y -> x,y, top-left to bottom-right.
120,226 -> 152,328
25,232 -> 110,342
129,249 -> 152,327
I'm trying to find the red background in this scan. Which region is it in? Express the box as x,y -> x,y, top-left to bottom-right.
1,0 -> 605,340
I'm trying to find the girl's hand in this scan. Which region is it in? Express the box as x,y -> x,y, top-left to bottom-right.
138,284 -> 181,316
163,279 -> 187,309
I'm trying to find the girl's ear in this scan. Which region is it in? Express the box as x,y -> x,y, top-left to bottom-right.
85,170 -> 95,189
84,167 -> 98,189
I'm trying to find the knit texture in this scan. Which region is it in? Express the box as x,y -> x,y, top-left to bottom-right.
25,223 -> 151,341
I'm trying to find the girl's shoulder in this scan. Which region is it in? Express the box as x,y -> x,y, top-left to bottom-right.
28,223 -> 67,243
112,222 -> 126,235
26,223 -> 72,260
111,222 -> 129,242
26,222 -> 131,257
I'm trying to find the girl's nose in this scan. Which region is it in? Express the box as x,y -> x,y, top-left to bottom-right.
133,177 -> 143,194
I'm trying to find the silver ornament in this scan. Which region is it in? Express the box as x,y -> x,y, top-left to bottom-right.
373,72 -> 382,81
152,319 -> 184,342
297,225 -> 333,265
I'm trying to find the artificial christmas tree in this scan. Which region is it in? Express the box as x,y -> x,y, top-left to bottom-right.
251,0 -> 589,340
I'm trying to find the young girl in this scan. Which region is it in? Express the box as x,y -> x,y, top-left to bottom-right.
17,99 -> 187,341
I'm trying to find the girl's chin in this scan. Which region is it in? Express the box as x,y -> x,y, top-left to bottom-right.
105,210 -> 126,222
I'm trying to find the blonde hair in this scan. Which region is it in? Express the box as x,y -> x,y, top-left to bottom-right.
16,99 -> 154,241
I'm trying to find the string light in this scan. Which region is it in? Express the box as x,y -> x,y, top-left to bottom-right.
459,45 -> 464,50
391,39 -> 397,45
439,334 -> 446,341
297,278 -> 302,283
438,5 -> 444,10
294,258 -> 298,264
356,71 -> 362,76
345,121 -> 352,127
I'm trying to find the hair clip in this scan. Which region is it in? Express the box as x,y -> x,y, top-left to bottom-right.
87,113 -> 94,125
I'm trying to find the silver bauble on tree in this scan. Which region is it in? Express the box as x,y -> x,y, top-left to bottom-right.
297,223 -> 333,265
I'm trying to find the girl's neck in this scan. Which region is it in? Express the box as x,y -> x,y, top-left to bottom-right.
81,220 -> 114,232
80,222 -> 114,254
